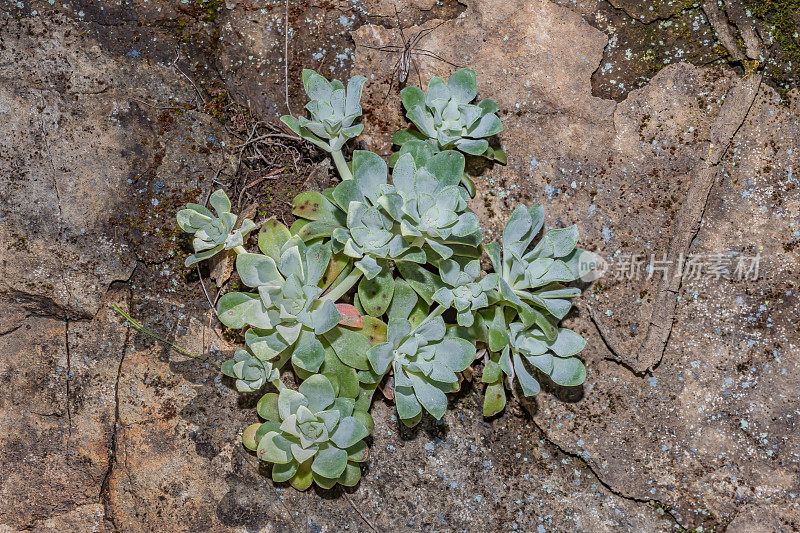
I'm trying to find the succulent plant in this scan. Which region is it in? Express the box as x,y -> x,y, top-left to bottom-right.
379,151 -> 481,260
292,150 -> 426,279
176,189 -> 256,267
243,374 -> 372,490
161,66 -> 594,491
484,203 -> 583,340
221,348 -> 280,393
367,316 -> 475,427
432,259 -> 498,326
281,69 -> 366,154
478,203 -> 587,416
481,317 -> 586,416
340,203 -> 403,277
216,227 -> 343,373
394,68 -> 505,162
281,69 -> 366,181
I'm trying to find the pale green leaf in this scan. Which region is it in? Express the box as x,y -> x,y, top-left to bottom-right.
513,352 -> 541,396
447,68 -> 478,104
357,268 -> 395,317
298,374 -> 335,412
550,357 -> 586,387
257,392 -> 280,421
272,461 -> 298,482
311,445 -> 348,479
217,292 -> 270,329
292,329 -> 326,373
330,416 -> 369,449
236,253 -> 282,288
312,299 -> 342,335
257,431 -> 293,464
407,373 -> 448,420
323,326 -> 371,370
278,389 -> 308,419
483,381 -> 506,417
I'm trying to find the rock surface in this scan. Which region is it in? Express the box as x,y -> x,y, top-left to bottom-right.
1,0 -> 798,531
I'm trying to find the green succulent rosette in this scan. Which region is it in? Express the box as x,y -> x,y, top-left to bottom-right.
394,68 -> 504,160
379,151 -> 482,261
432,259 -> 498,326
281,69 -> 367,153
479,203 -> 588,416
243,375 -> 372,490
484,203 -> 585,338
367,315 -> 475,427
168,65 -> 595,493
290,150 -> 427,280
480,313 -> 587,417
176,189 -> 256,267
221,348 -> 280,393
216,228 -> 343,374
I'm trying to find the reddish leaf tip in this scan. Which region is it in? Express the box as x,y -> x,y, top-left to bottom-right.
335,303 -> 363,328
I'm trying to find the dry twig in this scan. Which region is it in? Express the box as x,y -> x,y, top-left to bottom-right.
343,491 -> 379,533
284,0 -> 294,115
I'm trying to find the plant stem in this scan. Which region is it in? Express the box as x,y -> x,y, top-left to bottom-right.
234,245 -> 248,255
331,149 -> 354,181
271,378 -> 288,391
415,305 -> 446,328
322,268 -> 363,302
111,304 -> 221,369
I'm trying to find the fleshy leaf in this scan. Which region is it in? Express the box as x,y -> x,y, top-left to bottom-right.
436,338 -> 475,372
388,278 -> 418,321
257,431 -> 293,464
396,262 -> 443,305
320,254 -> 350,291
395,385 -> 422,424
257,392 -> 280,421
335,303 -> 362,328
217,292 -> 269,329
407,373 -> 448,420
549,357 -> 586,387
338,462 -> 362,487
548,328 -> 586,357
456,138 -> 489,155
236,253 -> 282,288
400,86 -> 426,112
292,190 -> 346,225
360,316 -> 387,345
292,330 -> 326,373
298,374 -> 336,412
323,326 -> 371,370
242,423 -> 261,451
273,461 -> 298,483
357,268 -> 395,317
209,189 -> 232,215
483,381 -> 506,417
278,389 -> 308,420
312,445 -> 348,479
513,352 -> 541,396
312,299 -> 343,335
447,68 -> 478,104
330,416 -> 369,449
487,306 -> 509,353
258,219 -> 292,263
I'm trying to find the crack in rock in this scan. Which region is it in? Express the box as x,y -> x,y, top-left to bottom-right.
532,419 -> 685,530
64,319 -> 73,435
99,286 -> 133,532
586,304 -> 650,378
635,72 -> 763,374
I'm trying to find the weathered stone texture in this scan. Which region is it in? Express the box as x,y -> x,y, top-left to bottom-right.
1,0 -> 798,531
